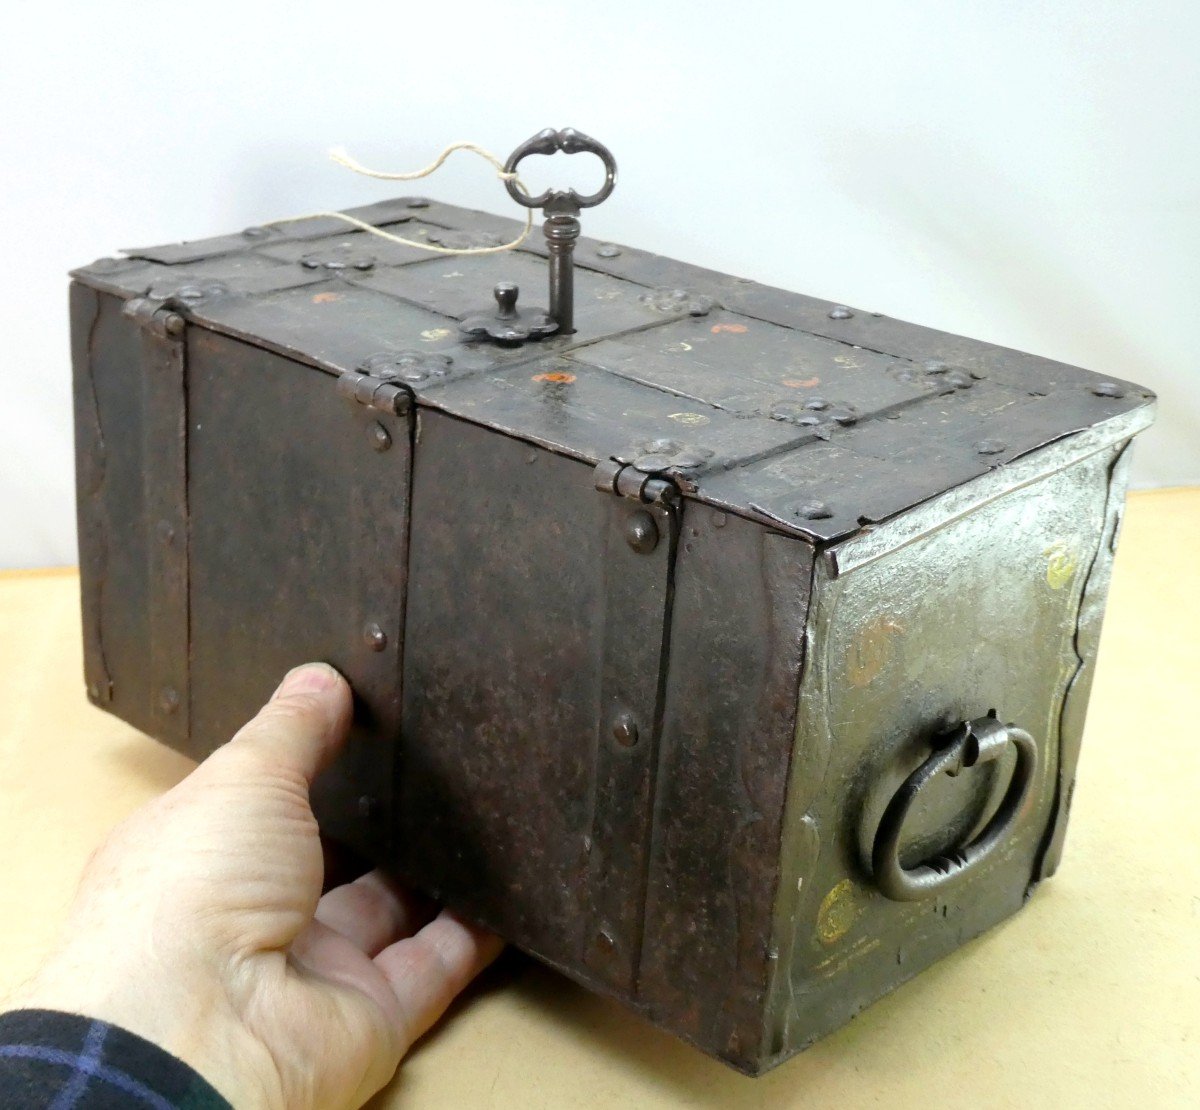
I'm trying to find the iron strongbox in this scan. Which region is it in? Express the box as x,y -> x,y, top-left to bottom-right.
70,131 -> 1155,1074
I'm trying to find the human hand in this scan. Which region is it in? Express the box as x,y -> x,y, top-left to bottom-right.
8,663 -> 502,1109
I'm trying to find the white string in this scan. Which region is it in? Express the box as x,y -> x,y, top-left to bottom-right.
266,141 -> 534,255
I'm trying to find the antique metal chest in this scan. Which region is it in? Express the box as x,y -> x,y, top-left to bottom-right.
69,136 -> 1155,1074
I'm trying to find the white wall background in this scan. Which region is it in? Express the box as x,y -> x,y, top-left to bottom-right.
1,1 -> 1196,569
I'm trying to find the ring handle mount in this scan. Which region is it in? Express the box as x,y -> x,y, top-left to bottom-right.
871,713 -> 1038,902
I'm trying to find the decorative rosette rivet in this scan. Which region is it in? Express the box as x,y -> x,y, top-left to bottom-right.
359,351 -> 454,384
891,359 -> 979,392
146,278 -> 229,304
299,246 -> 376,271
460,283 -> 558,344
627,439 -> 715,475
639,287 -> 715,317
769,398 -> 859,427
426,229 -> 505,251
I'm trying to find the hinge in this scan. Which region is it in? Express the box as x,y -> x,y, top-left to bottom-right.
122,296 -> 187,341
593,458 -> 679,504
585,456 -> 681,994
336,370 -> 412,416
124,293 -> 190,747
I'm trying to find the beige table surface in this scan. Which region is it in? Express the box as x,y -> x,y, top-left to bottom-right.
1,488 -> 1197,1109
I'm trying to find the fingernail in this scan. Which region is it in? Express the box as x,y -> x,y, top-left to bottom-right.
273,663 -> 341,700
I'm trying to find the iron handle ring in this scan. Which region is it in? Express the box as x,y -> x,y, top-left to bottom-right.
871,715 -> 1038,902
504,128 -> 617,213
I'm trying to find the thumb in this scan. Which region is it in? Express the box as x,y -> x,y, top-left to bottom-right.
219,663 -> 354,786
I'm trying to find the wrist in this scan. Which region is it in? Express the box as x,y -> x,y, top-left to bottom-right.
8,942 -> 282,1109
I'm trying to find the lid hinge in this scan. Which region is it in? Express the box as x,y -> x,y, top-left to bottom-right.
586,456 -> 680,994
123,297 -> 187,341
336,370 -> 412,416
593,459 -> 679,504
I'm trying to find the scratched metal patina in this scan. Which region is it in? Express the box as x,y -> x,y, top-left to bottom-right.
70,194 -> 1154,1074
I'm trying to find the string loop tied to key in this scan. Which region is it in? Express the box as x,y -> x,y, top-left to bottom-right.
267,142 -> 534,255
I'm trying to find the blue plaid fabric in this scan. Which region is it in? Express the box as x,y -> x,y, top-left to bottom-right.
0,1010 -> 229,1108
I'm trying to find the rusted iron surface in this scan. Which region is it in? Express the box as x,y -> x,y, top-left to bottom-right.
70,196 -> 1155,1074
72,198 -> 1154,545
184,328 -> 412,858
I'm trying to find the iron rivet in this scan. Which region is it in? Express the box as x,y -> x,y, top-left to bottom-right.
363,622 -> 388,651
976,438 -> 1007,455
370,422 -> 392,452
242,226 -> 270,239
159,686 -> 180,714
612,711 -> 639,747
596,243 -> 622,258
176,285 -> 204,301
1091,382 -> 1126,399
712,511 -> 728,528
804,398 -> 829,411
595,929 -> 617,955
828,305 -> 854,320
405,196 -> 430,208
647,438 -> 680,454
90,257 -> 119,271
358,795 -> 381,820
625,510 -> 659,554
156,520 -> 175,545
798,501 -> 833,520
672,450 -> 707,469
633,453 -> 674,474
164,314 -> 185,337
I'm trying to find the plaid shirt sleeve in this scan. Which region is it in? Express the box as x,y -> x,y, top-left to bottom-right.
0,1010 -> 230,1109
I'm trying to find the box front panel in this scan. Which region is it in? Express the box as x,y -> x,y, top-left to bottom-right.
765,445 -> 1120,1061
186,330 -> 411,858
396,412 -> 611,972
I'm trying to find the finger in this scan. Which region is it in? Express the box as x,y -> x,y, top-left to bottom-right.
221,663 -> 353,786
315,870 -> 436,956
373,910 -> 504,1047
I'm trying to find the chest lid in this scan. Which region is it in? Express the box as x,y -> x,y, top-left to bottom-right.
71,190 -> 1155,545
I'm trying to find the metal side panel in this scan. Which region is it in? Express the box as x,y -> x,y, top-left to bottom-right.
186,329 -> 411,858
71,285 -> 182,739
398,411 -> 679,985
1036,439 -> 1135,878
637,509 -> 812,1071
762,446 -> 1116,1066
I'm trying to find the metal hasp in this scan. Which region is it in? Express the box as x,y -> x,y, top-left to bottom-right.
504,127 -> 617,334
